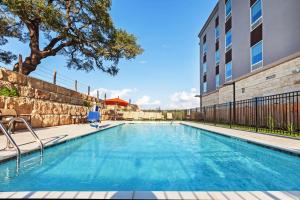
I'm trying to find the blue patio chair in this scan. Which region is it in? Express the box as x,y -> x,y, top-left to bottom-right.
87,111 -> 101,128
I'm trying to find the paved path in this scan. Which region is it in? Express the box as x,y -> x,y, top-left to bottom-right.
0,191 -> 299,199
181,121 -> 300,155
0,121 -> 123,162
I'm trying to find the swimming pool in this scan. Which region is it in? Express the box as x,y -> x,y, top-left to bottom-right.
0,123 -> 300,191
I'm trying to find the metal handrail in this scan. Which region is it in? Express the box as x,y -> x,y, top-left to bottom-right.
8,117 -> 44,155
0,122 -> 21,157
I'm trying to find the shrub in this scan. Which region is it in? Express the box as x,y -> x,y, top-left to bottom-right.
0,86 -> 19,97
83,101 -> 91,107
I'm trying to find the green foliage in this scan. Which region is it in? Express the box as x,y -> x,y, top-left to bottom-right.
287,122 -> 295,134
267,116 -> 275,131
0,0 -> 143,75
83,101 -> 91,107
0,86 -> 19,97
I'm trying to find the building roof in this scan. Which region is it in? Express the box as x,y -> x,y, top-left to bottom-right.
198,2 -> 219,39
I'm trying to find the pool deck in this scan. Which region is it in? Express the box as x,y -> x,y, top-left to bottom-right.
0,191 -> 300,199
181,121 -> 300,155
0,121 -> 124,162
1,121 -> 300,199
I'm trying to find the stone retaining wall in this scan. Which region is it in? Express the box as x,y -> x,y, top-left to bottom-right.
202,55 -> 300,107
0,68 -> 99,128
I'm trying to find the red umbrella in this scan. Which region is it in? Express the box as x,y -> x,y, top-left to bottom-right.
104,98 -> 129,107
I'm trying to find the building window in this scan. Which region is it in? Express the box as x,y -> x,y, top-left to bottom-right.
215,65 -> 220,88
215,74 -> 220,88
225,30 -> 232,48
215,50 -> 220,64
203,82 -> 207,93
226,62 -> 232,81
215,26 -> 220,40
203,62 -> 207,73
251,40 -> 263,66
203,42 -> 207,54
251,0 -> 262,25
215,16 -> 220,40
225,0 -> 232,18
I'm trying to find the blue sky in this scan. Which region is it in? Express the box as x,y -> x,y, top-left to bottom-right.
2,0 -> 217,109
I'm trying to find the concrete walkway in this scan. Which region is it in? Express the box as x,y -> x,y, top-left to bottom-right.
0,190 -> 300,199
181,121 -> 300,155
0,121 -> 123,162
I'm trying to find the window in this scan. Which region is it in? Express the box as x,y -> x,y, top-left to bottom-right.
203,82 -> 207,93
203,42 -> 207,54
203,62 -> 207,73
251,40 -> 262,66
215,50 -> 220,64
226,0 -> 232,17
226,30 -> 232,48
215,66 -> 220,88
251,0 -> 262,24
226,62 -> 232,80
216,74 -> 220,88
215,26 -> 220,40
215,16 -> 220,40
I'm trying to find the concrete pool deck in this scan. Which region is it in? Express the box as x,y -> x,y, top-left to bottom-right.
0,121 -> 124,162
181,121 -> 300,155
0,191 -> 300,199
1,121 -> 300,199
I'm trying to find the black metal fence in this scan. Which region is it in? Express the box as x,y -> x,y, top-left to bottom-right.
184,91 -> 300,137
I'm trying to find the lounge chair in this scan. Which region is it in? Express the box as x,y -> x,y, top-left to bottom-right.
167,113 -> 173,120
87,111 -> 101,128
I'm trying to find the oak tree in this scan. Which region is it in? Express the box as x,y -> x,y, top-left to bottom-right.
0,0 -> 143,75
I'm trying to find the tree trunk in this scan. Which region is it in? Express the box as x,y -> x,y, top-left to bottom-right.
13,20 -> 41,75
13,56 -> 41,75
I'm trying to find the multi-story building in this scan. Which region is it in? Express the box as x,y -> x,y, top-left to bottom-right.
199,0 -> 300,105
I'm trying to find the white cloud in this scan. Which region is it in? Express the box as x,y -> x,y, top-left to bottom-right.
90,88 -> 137,100
167,88 -> 199,109
136,96 -> 160,108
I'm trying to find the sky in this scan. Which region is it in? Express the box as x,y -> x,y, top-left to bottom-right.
2,0 -> 217,109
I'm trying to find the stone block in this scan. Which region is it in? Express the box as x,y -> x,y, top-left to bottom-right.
19,86 -> 35,98
31,114 -> 43,128
6,71 -> 27,85
52,103 -> 62,115
0,96 -> 5,108
59,115 -> 71,125
43,82 -> 57,93
70,90 -> 81,99
5,97 -> 34,114
35,89 -> 50,100
42,115 -> 60,127
28,77 -> 44,90
56,86 -> 71,96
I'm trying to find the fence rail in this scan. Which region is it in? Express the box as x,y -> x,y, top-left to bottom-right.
184,91 -> 300,137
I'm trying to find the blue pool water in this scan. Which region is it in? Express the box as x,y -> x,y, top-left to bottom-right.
1,123 -> 300,191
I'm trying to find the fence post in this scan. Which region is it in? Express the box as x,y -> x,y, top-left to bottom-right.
214,104 -> 216,125
229,102 -> 232,128
18,54 -> 23,74
53,70 -> 57,85
75,80 -> 77,92
88,86 -> 90,95
255,97 -> 258,132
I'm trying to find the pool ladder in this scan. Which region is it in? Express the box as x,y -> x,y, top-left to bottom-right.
0,118 -> 44,173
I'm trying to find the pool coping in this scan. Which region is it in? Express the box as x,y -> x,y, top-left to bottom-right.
0,190 -> 299,199
0,122 -> 125,164
180,121 -> 300,157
